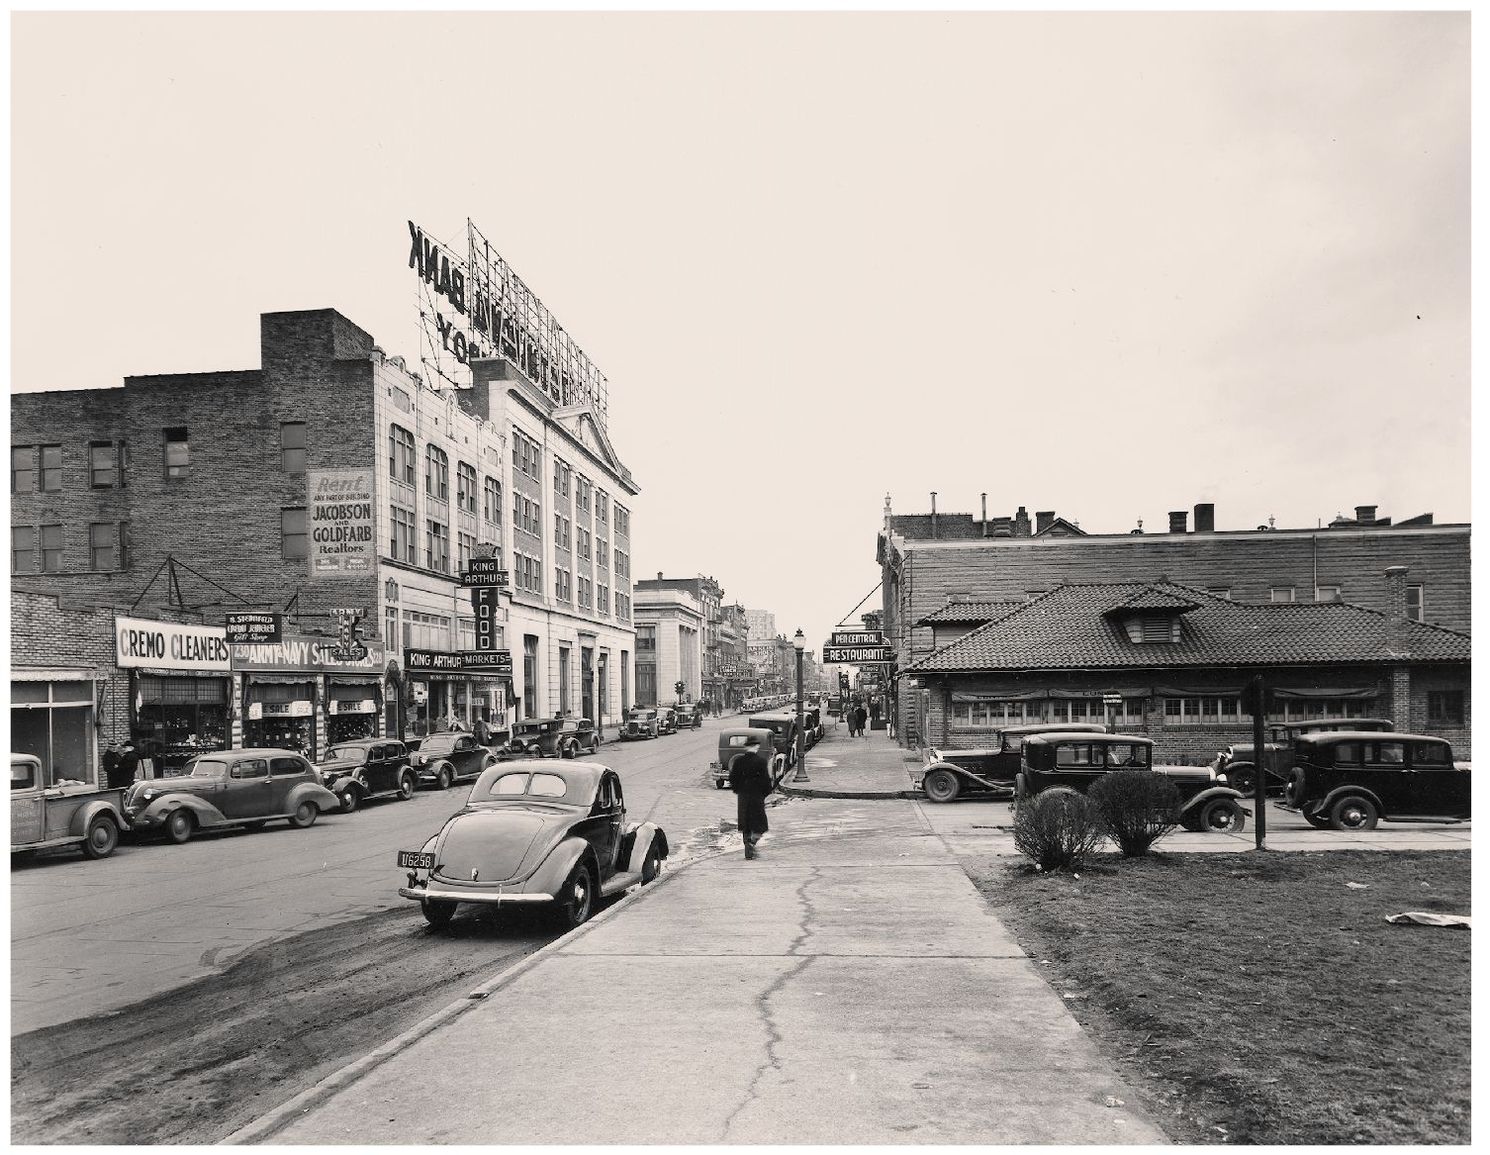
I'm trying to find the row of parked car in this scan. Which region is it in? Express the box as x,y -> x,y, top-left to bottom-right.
916,718 -> 1470,831
618,703 -> 705,740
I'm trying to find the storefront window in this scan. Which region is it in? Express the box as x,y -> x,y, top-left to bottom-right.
327,679 -> 380,743
244,680 -> 316,757
11,679 -> 95,785
134,675 -> 230,776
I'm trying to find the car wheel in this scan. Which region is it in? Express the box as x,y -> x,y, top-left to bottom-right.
339,789 -> 359,814
166,810 -> 194,845
558,862 -> 595,929
1329,794 -> 1379,832
436,765 -> 453,791
289,801 -> 318,829
1199,797 -> 1246,833
923,768 -> 961,804
561,742 -> 576,760
714,778 -> 726,790
422,899 -> 457,930
642,840 -> 662,884
1230,766 -> 1256,796
1302,810 -> 1332,830
81,815 -> 120,860
1285,770 -> 1309,808
398,772 -> 416,800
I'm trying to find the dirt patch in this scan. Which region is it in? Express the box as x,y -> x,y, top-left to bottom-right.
10,904 -> 558,1144
961,850 -> 1470,1145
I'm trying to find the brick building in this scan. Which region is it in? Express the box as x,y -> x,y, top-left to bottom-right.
11,308 -> 638,771
904,570 -> 1471,761
878,495 -> 1470,745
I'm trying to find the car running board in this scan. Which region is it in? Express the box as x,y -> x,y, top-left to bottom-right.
599,869 -> 645,898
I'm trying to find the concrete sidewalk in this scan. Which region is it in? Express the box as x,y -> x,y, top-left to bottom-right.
778,722 -> 922,799
237,798 -> 1166,1145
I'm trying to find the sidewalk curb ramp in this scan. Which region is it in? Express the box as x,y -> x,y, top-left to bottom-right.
219,848 -> 728,1145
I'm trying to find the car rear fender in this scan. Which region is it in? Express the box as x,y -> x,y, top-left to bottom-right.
1317,783 -> 1385,818
69,797 -> 128,836
288,782 -> 342,814
526,836 -> 598,897
143,793 -> 229,827
1177,786 -> 1248,816
620,822 -> 668,872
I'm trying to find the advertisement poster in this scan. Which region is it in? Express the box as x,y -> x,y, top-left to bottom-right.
307,469 -> 374,578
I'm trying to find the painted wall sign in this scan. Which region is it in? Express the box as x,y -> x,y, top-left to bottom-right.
225,613 -> 282,644
830,630 -> 885,647
232,634 -> 386,673
307,469 -> 375,578
115,615 -> 231,672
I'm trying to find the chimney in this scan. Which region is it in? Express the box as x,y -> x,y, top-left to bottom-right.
1035,510 -> 1055,534
1014,506 -> 1031,537
1356,505 -> 1378,525
981,493 -> 988,537
1194,503 -> 1215,533
1385,565 -> 1410,656
1168,510 -> 1188,534
928,493 -> 937,539
657,571 -> 663,581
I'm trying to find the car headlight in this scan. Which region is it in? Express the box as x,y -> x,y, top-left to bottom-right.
142,789 -> 157,802
1215,772 -> 1228,785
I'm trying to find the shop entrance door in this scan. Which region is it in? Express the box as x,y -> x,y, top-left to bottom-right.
581,648 -> 594,722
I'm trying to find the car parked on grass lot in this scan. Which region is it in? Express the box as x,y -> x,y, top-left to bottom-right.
316,739 -> 417,812
505,717 -> 602,759
1213,717 -> 1395,796
917,722 -> 1109,803
620,708 -> 661,741
411,732 -> 498,790
11,752 -> 129,861
122,749 -> 341,844
1018,732 -> 1249,833
1281,732 -> 1470,831
396,761 -> 669,930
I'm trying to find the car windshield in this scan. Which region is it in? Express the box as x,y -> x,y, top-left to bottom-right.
631,711 -> 656,721
327,746 -> 368,761
189,759 -> 229,779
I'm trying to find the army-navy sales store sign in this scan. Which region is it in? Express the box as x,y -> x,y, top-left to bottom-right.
307,469 -> 374,579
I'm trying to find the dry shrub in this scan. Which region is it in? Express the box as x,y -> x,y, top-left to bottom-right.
1089,770 -> 1180,857
1013,786 -> 1104,872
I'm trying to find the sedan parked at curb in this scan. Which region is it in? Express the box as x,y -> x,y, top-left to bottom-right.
1282,732 -> 1470,830
316,740 -> 417,812
620,708 -> 660,741
916,723 -> 1109,803
122,749 -> 340,844
411,732 -> 497,790
504,717 -> 602,759
1212,717 -> 1395,796
396,761 -> 668,930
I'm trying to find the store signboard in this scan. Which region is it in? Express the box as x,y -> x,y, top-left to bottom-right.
830,630 -> 885,648
307,469 -> 375,578
232,634 -> 386,673
406,648 -> 513,677
460,558 -> 510,588
822,645 -> 894,664
328,698 -> 377,715
225,613 -> 282,644
116,615 -> 231,672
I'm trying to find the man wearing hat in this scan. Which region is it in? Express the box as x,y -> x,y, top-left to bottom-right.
727,736 -> 774,860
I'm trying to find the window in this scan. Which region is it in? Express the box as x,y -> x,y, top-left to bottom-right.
456,462 -> 478,514
1413,741 -> 1451,766
457,531 -> 477,572
615,505 -> 630,537
89,441 -> 118,488
554,459 -> 571,498
390,505 -> 416,563
555,567 -> 572,602
578,576 -> 593,610
523,635 -> 539,718
119,521 -> 131,570
616,592 -> 631,622
40,445 -> 62,492
597,491 -> 609,528
425,445 -> 449,501
636,626 -> 656,652
11,446 -> 35,493
1274,697 -> 1375,723
281,508 -> 307,559
555,514 -> 571,551
389,424 -> 416,485
576,477 -> 592,512
1364,741 -> 1405,766
1427,690 -> 1464,724
1163,696 -> 1242,725
1207,586 -> 1231,600
458,615 -> 476,650
280,423 -> 307,473
615,550 -> 630,580
402,610 -> 452,651
512,430 -> 542,480
39,524 -> 63,572
512,494 -> 541,537
1314,585 -> 1341,603
578,527 -> 592,561
559,648 -> 571,716
89,523 -> 117,570
426,520 -> 450,572
1406,585 -> 1424,622
1269,587 -> 1295,603
597,583 -> 610,615
597,539 -> 609,570
164,427 -> 190,479
385,607 -> 398,651
11,525 -> 35,573
483,476 -> 502,524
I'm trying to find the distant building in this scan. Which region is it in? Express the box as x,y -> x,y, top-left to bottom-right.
632,585 -> 704,706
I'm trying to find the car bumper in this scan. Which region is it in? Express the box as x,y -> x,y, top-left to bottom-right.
398,885 -> 553,906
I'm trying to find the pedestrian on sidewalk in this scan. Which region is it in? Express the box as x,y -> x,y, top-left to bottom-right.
727,736 -> 773,860
854,704 -> 869,739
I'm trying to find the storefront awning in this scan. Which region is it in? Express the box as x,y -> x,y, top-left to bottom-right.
134,667 -> 230,680
245,674 -> 316,685
11,667 -> 98,681
327,674 -> 380,685
1272,686 -> 1379,700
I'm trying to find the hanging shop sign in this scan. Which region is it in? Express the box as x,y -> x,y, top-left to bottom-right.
329,607 -> 370,662
225,612 -> 282,644
115,615 -> 231,672
307,469 -> 375,578
830,630 -> 884,648
822,645 -> 894,664
460,557 -> 510,589
232,634 -> 386,673
405,648 -> 513,677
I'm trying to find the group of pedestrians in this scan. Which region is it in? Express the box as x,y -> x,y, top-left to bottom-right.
846,702 -> 871,738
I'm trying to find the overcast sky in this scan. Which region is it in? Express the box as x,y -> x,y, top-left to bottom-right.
9,10 -> 1471,658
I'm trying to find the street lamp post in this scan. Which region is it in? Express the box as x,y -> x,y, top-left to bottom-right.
792,629 -> 808,782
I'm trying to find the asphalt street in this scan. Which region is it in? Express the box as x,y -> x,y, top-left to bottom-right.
9,720 -> 739,1036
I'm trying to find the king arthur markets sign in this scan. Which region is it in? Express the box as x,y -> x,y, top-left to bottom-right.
115,616 -> 231,672
307,469 -> 375,579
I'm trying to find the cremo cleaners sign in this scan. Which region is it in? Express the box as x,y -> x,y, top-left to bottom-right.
115,616 -> 231,672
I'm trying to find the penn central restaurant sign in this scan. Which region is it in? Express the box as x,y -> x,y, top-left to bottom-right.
115,615 -> 231,672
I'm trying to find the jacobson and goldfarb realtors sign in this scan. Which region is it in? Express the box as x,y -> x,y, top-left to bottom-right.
307,469 -> 375,578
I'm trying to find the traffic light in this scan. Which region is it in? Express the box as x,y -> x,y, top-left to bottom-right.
674,680 -> 685,698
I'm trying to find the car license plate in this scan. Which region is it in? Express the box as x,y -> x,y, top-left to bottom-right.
397,850 -> 435,870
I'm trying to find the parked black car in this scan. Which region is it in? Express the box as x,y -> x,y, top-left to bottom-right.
917,723 -> 1108,803
657,708 -> 679,736
505,717 -> 602,759
620,708 -> 661,741
1282,732 -> 1469,830
1019,732 -> 1249,833
317,739 -> 418,812
1213,717 -> 1395,796
411,732 -> 497,790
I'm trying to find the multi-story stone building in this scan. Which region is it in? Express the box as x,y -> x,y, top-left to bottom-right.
632,573 -> 747,708
878,494 -> 1471,746
632,585 -> 704,706
717,602 -> 752,709
10,308 -> 638,772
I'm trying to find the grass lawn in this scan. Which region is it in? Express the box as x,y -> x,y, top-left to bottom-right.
963,850 -> 1470,1145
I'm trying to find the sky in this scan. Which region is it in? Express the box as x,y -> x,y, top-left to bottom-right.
8,9 -> 1472,660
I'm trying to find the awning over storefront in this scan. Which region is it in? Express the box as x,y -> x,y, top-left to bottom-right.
951,689 -> 1047,703
11,667 -> 98,681
1154,685 -> 1244,697
1271,685 -> 1379,700
327,675 -> 380,686
1046,687 -> 1153,699
245,674 -> 317,685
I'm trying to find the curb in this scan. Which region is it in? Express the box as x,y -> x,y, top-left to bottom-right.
219,847 -> 728,1145
777,783 -> 922,801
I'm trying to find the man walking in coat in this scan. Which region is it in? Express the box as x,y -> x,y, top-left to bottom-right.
728,736 -> 773,860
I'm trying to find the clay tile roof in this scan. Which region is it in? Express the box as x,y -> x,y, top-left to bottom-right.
907,581 -> 1471,673
1106,585 -> 1201,613
916,599 -> 1026,626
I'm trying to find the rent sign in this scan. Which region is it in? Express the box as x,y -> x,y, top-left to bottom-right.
307,469 -> 375,578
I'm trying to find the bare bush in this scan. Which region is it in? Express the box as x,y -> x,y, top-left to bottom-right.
1089,770 -> 1181,857
1012,787 -> 1104,872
